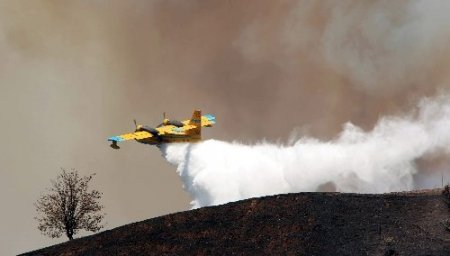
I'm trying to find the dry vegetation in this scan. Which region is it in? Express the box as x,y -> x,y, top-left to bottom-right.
35,169 -> 105,241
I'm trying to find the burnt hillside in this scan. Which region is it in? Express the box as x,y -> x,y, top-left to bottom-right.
22,190 -> 450,255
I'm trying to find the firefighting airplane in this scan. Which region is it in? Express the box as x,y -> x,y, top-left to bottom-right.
108,110 -> 216,149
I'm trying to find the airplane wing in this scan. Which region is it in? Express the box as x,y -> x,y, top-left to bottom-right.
108,131 -> 153,143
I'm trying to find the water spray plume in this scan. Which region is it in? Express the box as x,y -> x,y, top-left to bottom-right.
161,95 -> 450,208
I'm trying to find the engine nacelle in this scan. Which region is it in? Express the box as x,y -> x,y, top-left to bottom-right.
138,125 -> 160,136
157,120 -> 184,128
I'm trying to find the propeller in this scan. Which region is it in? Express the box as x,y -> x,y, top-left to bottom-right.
133,119 -> 137,129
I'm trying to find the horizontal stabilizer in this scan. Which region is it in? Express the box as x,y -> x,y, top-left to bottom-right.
203,114 -> 216,124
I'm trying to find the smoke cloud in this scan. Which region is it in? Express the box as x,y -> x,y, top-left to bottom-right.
161,95 -> 450,208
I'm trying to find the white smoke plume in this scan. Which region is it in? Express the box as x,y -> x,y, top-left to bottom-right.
161,95 -> 450,208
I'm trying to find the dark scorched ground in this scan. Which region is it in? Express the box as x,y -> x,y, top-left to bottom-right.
22,190 -> 450,255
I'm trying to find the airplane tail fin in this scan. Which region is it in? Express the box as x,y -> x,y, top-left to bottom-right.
187,110 -> 201,137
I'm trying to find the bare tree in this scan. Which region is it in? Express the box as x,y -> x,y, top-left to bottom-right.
35,168 -> 105,240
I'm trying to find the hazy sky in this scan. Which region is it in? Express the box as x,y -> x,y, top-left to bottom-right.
3,1 -> 450,254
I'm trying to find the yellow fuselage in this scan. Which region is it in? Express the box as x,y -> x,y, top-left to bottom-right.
137,135 -> 201,145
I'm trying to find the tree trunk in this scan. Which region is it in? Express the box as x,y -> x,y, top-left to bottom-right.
66,229 -> 73,240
